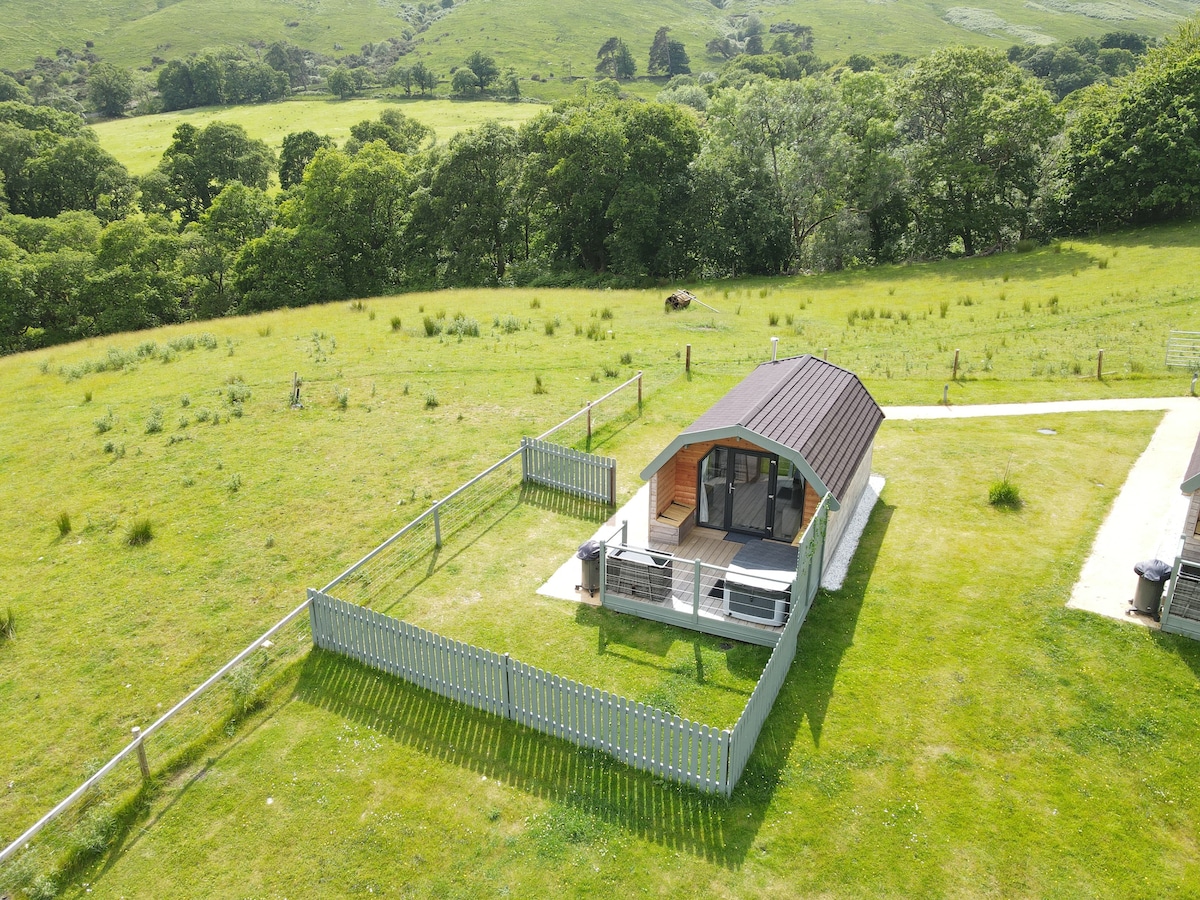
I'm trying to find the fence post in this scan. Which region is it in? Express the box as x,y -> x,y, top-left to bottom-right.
520,437 -> 529,483
502,653 -> 514,721
586,401 -> 592,449
685,344 -> 691,374
131,727 -> 150,781
599,539 -> 607,604
693,558 -> 701,624
608,462 -> 617,507
620,519 -> 628,545
433,502 -> 442,548
952,348 -> 960,381
1097,349 -> 1104,380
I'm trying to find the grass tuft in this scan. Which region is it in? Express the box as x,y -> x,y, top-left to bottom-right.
988,478 -> 1022,509
125,518 -> 154,547
56,511 -> 71,537
0,607 -> 14,642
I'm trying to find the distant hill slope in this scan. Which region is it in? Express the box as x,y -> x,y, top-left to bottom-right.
4,0 -> 1199,79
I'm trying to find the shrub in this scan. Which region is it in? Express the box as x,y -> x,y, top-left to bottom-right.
534,374 -> 547,394
446,314 -> 480,337
423,315 -> 442,337
768,312 -> 779,326
599,307 -> 614,320
258,325 -> 272,337
530,297 -> 541,309
619,352 -> 632,365
939,300 -> 949,319
180,394 -> 190,408
391,315 -> 403,332
94,410 -> 115,434
603,366 -> 619,378
56,512 -> 71,537
145,406 -> 164,434
335,387 -> 349,410
227,473 -> 242,493
425,391 -> 439,409
125,518 -> 154,546
989,478 -> 1021,509
226,379 -> 251,404
83,390 -> 92,403
544,321 -> 556,336
1016,239 -> 1037,253
194,407 -> 212,423
495,314 -> 522,334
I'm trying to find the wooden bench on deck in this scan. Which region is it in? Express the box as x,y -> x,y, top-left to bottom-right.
650,502 -> 697,546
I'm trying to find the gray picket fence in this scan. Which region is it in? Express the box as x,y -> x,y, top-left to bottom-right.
521,437 -> 616,505
309,589 -> 731,794
726,496 -> 829,787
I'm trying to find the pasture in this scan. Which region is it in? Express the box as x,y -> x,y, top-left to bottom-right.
90,96 -> 544,176
4,0 -> 1198,88
2,223 -> 1200,896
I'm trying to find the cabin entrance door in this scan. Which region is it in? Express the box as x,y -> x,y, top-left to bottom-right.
698,447 -> 779,538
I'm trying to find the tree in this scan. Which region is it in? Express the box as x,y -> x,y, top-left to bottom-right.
649,28 -> 672,75
649,28 -> 690,76
187,181 -> 275,316
279,130 -> 335,189
346,109 -> 432,155
411,62 -> 436,95
596,38 -> 636,80
405,122 -> 524,283
465,51 -> 499,91
22,135 -> 134,221
87,63 -> 134,117
387,62 -> 414,95
1060,22 -> 1200,230
452,68 -> 480,97
0,73 -> 31,104
327,67 -> 356,100
142,122 -> 275,224
898,46 -> 1058,255
157,60 -> 195,111
276,143 -> 413,296
705,79 -> 854,267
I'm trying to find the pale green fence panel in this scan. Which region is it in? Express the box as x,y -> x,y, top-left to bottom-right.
310,590 -> 729,795
520,437 -> 616,505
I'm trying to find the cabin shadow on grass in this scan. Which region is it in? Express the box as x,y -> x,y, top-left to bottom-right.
294,650 -> 758,867
794,500 -> 893,746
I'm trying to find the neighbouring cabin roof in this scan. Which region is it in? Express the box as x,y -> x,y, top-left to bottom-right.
640,355 -> 884,509
1181,430 -> 1200,493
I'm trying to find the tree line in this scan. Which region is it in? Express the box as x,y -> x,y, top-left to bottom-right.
3,24 -> 1200,353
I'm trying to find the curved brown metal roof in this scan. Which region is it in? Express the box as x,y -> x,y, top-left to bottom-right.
641,355 -> 884,505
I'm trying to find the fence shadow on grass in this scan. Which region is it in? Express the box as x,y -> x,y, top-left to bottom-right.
295,649 -> 759,868
791,501 -> 894,746
518,482 -> 613,523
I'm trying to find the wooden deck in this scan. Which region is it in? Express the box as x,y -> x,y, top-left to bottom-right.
600,526 -> 792,646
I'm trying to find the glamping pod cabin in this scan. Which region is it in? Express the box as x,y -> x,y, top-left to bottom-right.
640,355 -> 884,567
1161,432 -> 1200,639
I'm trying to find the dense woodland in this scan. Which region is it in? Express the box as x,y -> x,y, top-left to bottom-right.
2,21 -> 1200,353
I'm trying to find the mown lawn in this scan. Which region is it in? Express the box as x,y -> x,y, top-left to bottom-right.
48,410 -> 1200,899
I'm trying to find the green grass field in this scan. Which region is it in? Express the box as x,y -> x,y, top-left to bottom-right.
2,223 -> 1200,896
5,0 -> 1200,99
90,96 -> 544,176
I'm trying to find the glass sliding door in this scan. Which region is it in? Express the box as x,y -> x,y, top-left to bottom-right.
729,451 -> 772,535
772,458 -> 806,543
698,447 -> 728,529
697,446 -> 779,537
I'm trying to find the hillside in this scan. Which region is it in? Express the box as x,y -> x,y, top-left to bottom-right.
4,0 -> 1200,91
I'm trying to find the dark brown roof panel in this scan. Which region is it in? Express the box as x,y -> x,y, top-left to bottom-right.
682,355 -> 884,502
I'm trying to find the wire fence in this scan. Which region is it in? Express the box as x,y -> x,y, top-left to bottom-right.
0,610 -> 311,897
1,368 -> 647,895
